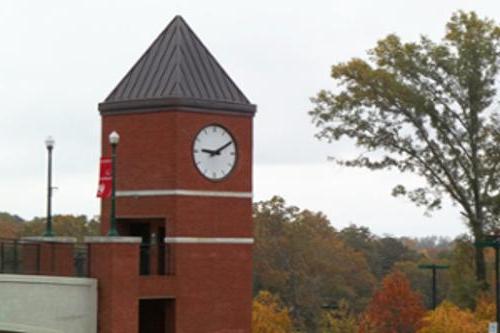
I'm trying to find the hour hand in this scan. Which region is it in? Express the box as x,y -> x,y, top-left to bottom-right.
201,148 -> 216,156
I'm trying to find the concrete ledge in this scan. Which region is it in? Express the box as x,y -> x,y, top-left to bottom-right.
0,322 -> 62,333
21,236 -> 77,243
84,236 -> 142,243
0,274 -> 97,287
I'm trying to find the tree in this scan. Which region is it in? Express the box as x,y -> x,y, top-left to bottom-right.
253,197 -> 375,331
320,300 -> 358,333
359,271 -> 425,333
338,225 -> 380,277
448,235 -> 483,308
417,301 -> 486,333
339,225 -> 422,278
310,11 -> 500,284
21,215 -> 100,241
393,261 -> 435,309
0,212 -> 24,239
474,295 -> 495,322
376,237 -> 422,276
252,291 -> 293,333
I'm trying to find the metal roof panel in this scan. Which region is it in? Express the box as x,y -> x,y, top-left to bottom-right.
100,16 -> 255,114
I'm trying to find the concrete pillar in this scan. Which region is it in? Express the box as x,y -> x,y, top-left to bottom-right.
85,236 -> 141,333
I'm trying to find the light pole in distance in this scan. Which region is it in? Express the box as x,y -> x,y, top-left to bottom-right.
43,136 -> 55,237
107,131 -> 120,237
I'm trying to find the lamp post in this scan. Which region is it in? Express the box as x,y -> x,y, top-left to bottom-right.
476,234 -> 500,329
107,131 -> 120,237
418,264 -> 449,309
43,136 -> 55,237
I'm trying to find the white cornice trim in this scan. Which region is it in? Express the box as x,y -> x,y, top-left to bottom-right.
117,189 -> 252,199
21,236 -> 77,244
164,237 -> 254,244
84,236 -> 142,244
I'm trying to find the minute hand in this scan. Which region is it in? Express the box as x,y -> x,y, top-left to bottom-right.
214,141 -> 232,155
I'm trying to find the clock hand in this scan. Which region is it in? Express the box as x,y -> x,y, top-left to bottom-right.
201,148 -> 217,156
214,141 -> 232,155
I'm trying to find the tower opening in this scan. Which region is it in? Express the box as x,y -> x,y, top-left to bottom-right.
139,298 -> 175,333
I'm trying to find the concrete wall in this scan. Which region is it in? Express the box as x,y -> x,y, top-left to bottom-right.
0,274 -> 97,333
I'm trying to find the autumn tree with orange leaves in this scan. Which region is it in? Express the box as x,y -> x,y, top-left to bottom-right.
359,271 -> 425,333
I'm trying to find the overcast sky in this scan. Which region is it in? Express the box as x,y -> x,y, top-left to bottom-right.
1,0 -> 499,237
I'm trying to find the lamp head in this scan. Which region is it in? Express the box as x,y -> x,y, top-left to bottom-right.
45,136 -> 55,149
109,131 -> 120,145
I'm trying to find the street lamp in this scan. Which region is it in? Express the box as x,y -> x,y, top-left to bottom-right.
43,136 -> 55,237
107,131 -> 120,237
418,263 -> 449,309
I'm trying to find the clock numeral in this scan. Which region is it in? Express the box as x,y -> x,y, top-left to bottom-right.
230,152 -> 235,156
194,149 -> 199,153
212,172 -> 216,178
212,126 -> 217,132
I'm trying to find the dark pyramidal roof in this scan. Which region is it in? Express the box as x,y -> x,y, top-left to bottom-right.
99,16 -> 256,115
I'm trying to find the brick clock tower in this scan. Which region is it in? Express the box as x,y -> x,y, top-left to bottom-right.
96,16 -> 255,333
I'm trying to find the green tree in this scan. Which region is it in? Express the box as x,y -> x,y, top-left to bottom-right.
376,237 -> 422,276
310,11 -> 500,285
448,235 -> 483,308
339,225 -> 421,278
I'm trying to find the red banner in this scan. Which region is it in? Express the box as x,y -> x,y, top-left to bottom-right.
97,157 -> 112,198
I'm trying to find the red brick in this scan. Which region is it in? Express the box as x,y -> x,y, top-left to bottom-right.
98,109 -> 253,332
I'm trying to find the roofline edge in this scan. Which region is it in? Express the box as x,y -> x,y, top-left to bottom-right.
98,97 -> 257,116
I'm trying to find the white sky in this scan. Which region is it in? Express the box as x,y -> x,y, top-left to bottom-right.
1,0 -> 498,237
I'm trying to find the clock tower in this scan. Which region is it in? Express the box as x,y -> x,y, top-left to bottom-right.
98,16 -> 255,333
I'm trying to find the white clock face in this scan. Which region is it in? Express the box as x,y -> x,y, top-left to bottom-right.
193,125 -> 237,180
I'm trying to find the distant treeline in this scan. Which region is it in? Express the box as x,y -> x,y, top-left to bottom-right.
0,199 -> 492,332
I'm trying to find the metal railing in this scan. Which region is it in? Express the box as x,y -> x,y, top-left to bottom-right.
139,243 -> 174,276
0,238 -> 173,277
0,238 -> 89,277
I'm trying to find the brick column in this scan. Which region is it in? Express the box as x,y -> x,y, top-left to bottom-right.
85,236 -> 141,333
21,236 -> 77,276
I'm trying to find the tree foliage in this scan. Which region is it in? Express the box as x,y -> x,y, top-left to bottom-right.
253,197 -> 375,331
447,235 -> 483,308
339,225 -> 422,278
20,215 -> 100,241
0,212 -> 24,239
252,291 -> 293,333
359,271 -> 425,333
417,301 -> 486,333
320,300 -> 358,333
310,11 -> 500,283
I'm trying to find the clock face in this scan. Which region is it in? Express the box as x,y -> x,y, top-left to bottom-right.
193,124 -> 237,180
